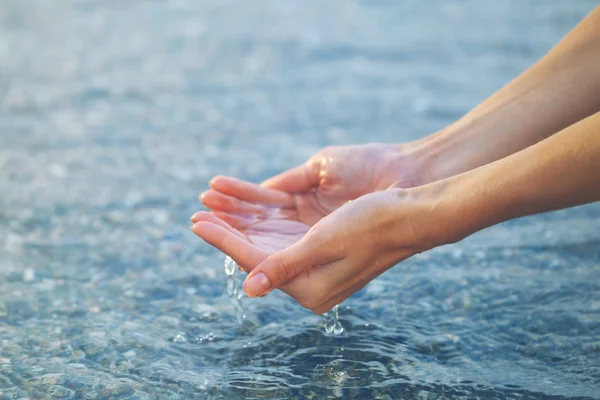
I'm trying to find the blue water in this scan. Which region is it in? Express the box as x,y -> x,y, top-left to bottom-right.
1,0 -> 599,398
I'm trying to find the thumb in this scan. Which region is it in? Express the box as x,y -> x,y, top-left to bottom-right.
242,230 -> 340,297
260,162 -> 320,193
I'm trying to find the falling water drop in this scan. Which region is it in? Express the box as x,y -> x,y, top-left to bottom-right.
324,305 -> 344,335
224,256 -> 236,276
223,256 -> 257,326
224,256 -> 243,322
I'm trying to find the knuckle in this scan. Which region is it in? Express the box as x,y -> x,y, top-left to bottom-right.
272,258 -> 297,284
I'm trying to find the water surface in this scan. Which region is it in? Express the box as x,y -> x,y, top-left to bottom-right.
1,0 -> 599,398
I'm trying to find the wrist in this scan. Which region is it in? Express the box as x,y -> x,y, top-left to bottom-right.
388,169 -> 498,249
376,142 -> 427,189
410,122 -> 482,185
410,112 -> 513,185
384,181 -> 464,251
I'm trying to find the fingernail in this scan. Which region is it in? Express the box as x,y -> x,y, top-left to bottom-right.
243,272 -> 271,298
190,213 -> 199,222
190,223 -> 199,232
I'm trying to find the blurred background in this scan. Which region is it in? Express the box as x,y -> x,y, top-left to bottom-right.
1,0 -> 599,399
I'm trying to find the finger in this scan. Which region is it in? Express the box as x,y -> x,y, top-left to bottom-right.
260,162 -> 320,193
190,211 -> 247,240
211,211 -> 256,229
241,231 -> 342,298
200,190 -> 269,215
190,222 -> 268,272
210,176 -> 295,207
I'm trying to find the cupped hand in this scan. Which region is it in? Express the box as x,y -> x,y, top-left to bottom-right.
191,186 -> 454,314
200,143 -> 423,226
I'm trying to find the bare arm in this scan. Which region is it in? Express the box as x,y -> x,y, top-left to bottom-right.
238,111 -> 600,312
193,7 -> 600,313
425,110 -> 600,244
412,6 -> 600,184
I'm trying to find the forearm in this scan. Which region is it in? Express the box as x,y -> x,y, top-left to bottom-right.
441,110 -> 600,241
412,7 -> 600,184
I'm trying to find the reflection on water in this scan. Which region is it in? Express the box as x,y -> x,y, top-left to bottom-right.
1,0 -> 599,398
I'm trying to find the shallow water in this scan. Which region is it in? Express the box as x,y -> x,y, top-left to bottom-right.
1,0 -> 600,398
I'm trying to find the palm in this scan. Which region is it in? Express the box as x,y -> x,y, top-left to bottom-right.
195,173 -> 308,259
193,143 -> 422,312
190,209 -> 309,275
220,214 -> 308,254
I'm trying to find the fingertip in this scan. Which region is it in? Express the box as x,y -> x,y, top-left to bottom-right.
190,211 -> 210,224
199,190 -> 219,208
209,175 -> 232,189
259,163 -> 319,193
199,190 -> 210,203
190,220 -> 213,235
243,253 -> 293,297
242,271 -> 272,298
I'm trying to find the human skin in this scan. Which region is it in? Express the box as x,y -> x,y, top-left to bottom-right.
199,6 -> 600,228
192,111 -> 600,314
199,144 -> 421,228
415,5 -> 600,183
192,8 -> 600,313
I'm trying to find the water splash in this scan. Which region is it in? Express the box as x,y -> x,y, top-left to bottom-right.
226,256 -> 343,333
224,256 -> 256,325
324,305 -> 344,335
224,256 -> 237,277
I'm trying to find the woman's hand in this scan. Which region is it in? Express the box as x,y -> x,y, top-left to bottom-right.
192,185 -> 459,314
191,9 -> 600,314
193,110 -> 600,314
199,143 -> 424,226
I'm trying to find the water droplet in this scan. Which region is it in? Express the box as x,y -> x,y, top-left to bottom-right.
224,256 -> 236,276
23,268 -> 35,282
198,332 -> 216,343
223,256 -> 257,326
171,332 -> 187,343
324,305 -> 344,335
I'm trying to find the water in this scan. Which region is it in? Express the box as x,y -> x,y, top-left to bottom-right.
223,256 -> 245,324
324,306 -> 345,336
224,256 -> 344,334
1,0 -> 600,398
223,256 -> 258,326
